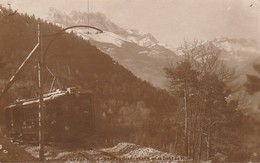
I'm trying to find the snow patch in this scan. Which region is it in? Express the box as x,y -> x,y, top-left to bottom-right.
157,42 -> 175,51
138,38 -> 155,47
127,36 -> 138,43
126,29 -> 134,34
138,51 -> 149,54
86,31 -> 126,47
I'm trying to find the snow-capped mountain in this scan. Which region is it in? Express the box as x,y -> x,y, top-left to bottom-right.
45,8 -> 260,121
46,8 -> 260,89
175,37 -> 260,65
212,38 -> 260,65
46,8 -> 178,88
47,8 -> 161,48
211,38 -> 260,114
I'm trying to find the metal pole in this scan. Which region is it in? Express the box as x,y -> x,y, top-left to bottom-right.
38,23 -> 45,161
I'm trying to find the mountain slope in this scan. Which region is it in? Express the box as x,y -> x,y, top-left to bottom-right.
211,38 -> 260,112
0,6 -> 180,155
210,38 -> 260,118
212,38 -> 260,68
46,8 -> 179,88
0,6 -> 177,113
0,6 -> 259,161
46,8 -> 260,89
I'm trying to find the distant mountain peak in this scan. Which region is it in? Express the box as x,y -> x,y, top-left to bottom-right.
46,7 -> 177,88
46,8 -> 162,47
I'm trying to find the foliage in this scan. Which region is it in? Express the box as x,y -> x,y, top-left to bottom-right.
0,7 -> 259,162
0,6 -> 179,153
164,42 -> 249,161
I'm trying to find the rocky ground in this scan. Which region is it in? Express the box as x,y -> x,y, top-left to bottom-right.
22,142 -> 189,162
0,129 -> 188,162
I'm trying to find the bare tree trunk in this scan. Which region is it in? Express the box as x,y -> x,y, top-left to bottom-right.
206,107 -> 212,160
192,104 -> 199,160
206,112 -> 212,160
184,89 -> 189,157
207,129 -> 212,159
174,126 -> 178,152
197,96 -> 203,161
188,100 -> 192,158
198,130 -> 203,161
199,103 -> 208,160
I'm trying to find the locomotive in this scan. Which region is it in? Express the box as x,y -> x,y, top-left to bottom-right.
4,87 -> 95,142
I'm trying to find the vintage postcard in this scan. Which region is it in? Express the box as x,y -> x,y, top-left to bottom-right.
0,0 -> 259,162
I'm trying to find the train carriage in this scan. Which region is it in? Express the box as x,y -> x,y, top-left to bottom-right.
4,87 -> 95,142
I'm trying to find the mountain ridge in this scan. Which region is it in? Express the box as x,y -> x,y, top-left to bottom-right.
46,8 -> 260,90
46,8 -> 179,88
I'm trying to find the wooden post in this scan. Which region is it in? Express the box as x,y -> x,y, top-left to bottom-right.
38,23 -> 45,161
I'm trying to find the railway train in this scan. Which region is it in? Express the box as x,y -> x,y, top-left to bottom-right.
4,87 -> 95,142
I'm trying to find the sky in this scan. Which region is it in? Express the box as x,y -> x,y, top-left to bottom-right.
0,0 -> 259,47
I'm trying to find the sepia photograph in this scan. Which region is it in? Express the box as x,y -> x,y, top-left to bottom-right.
0,0 -> 259,162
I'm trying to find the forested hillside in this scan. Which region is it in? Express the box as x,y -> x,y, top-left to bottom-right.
0,7 -> 259,162
0,6 -> 178,152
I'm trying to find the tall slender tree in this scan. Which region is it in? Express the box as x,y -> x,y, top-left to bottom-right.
164,60 -> 199,157
165,41 -> 236,160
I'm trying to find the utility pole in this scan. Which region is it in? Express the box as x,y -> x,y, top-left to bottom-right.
38,23 -> 45,161
0,21 -> 102,161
